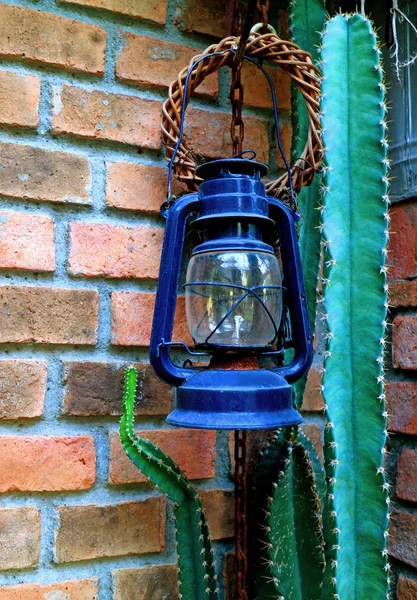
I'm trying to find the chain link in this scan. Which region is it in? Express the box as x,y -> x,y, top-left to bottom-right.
256,0 -> 270,32
234,430 -> 248,600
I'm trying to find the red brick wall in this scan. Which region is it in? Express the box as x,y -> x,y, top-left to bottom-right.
0,0 -> 290,598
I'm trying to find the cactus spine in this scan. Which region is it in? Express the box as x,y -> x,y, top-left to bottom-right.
289,0 -> 326,408
320,13 -> 390,600
120,366 -> 218,600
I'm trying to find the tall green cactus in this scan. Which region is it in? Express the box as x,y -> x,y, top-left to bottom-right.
289,0 -> 326,408
320,13 -> 390,600
120,367 -> 218,600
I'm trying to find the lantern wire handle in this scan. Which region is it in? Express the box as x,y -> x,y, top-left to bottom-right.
165,49 -> 294,207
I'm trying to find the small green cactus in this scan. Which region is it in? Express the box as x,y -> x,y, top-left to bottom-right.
255,429 -> 325,600
120,366 -> 218,600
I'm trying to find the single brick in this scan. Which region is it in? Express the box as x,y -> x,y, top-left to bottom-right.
113,564 -> 179,600
242,62 -> 291,111
0,579 -> 99,600
0,212 -> 55,272
106,162 -> 186,214
109,429 -> 216,484
0,142 -> 90,205
178,0 -> 226,37
116,33 -> 217,98
111,291 -> 191,346
392,316 -> 417,370
55,498 -> 165,562
386,381 -> 417,434
0,359 -> 46,419
389,280 -> 417,307
63,361 -> 172,416
397,576 -> 417,600
0,507 -> 40,570
58,0 -> 166,23
301,367 -> 324,412
0,4 -> 106,74
397,448 -> 417,502
0,70 -> 40,128
52,86 -> 161,149
0,285 -> 98,345
0,436 -> 95,492
387,202 -> 417,280
68,222 -> 163,279
200,489 -> 234,540
185,108 -> 269,163
388,508 -> 417,568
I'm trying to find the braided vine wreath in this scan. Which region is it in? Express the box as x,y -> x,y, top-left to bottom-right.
161,31 -> 322,197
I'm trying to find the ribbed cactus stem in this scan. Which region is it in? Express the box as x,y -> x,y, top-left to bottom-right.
320,13 -> 390,600
289,0 -> 326,409
120,366 -> 218,599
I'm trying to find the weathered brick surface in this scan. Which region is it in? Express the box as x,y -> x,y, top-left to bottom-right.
388,508 -> 417,568
200,489 -> 234,540
0,4 -> 106,74
55,498 -> 166,562
113,564 -> 179,600
0,359 -> 46,420
0,579 -> 99,600
387,202 -> 417,280
301,367 -> 324,412
276,122 -> 293,169
58,0 -> 167,23
109,429 -> 216,484
116,33 -> 217,98
186,108 -> 269,163
392,316 -> 417,370
0,70 -> 40,128
0,286 -> 98,345
0,507 -> 40,570
242,62 -> 291,111
106,162 -> 186,213
177,0 -> 226,37
396,448 -> 417,502
0,436 -> 95,492
0,142 -> 90,205
63,361 -> 172,416
389,280 -> 417,307
397,576 -> 417,600
386,381 -> 417,435
68,222 -> 163,279
111,291 -> 191,346
52,86 -> 161,148
0,212 -> 55,272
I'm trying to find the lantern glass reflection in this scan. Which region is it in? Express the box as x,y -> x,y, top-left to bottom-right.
185,250 -> 282,347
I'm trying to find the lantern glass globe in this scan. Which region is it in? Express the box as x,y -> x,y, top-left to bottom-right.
185,250 -> 283,347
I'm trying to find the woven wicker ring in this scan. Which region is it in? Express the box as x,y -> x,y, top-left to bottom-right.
161,32 -> 322,196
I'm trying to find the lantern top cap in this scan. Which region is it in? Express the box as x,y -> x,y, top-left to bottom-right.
196,158 -> 268,182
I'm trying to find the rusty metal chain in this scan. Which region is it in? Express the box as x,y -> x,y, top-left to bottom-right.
256,0 -> 270,32
234,430 -> 248,600
230,62 -> 244,155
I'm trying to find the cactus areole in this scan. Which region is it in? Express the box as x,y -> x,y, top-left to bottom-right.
149,157 -> 313,429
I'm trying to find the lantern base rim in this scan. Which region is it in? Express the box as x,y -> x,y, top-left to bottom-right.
168,368 -> 302,430
167,407 -> 302,430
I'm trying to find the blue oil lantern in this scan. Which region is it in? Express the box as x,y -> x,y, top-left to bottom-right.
149,157 -> 313,430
